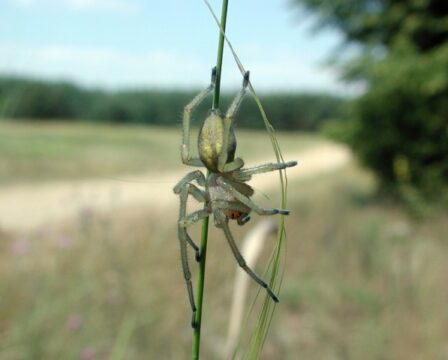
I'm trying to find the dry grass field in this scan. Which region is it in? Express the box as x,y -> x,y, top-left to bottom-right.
0,121 -> 447,359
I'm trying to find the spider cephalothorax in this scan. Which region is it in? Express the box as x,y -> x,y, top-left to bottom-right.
173,67 -> 297,328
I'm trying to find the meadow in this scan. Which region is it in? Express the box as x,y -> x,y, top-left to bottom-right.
0,121 -> 447,359
0,121 -> 322,184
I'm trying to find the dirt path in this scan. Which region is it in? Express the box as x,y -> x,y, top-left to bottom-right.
0,143 -> 351,233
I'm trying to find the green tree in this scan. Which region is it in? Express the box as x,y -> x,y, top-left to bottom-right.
0,77 -> 346,130
294,0 -> 448,203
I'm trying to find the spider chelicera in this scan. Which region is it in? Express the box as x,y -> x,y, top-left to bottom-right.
173,67 -> 297,328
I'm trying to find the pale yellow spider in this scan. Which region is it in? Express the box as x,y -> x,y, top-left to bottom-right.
173,68 -> 297,328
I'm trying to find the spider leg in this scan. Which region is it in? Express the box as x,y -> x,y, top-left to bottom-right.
237,214 -> 251,226
175,175 -> 208,257
214,209 -> 279,302
226,71 -> 250,119
220,157 -> 245,173
179,209 -> 210,228
177,183 -> 211,328
174,170 -> 207,255
178,209 -> 210,329
177,216 -> 197,327
182,67 -> 217,167
173,170 -> 206,195
217,71 -> 250,173
234,160 -> 298,181
217,177 -> 290,216
179,185 -> 207,256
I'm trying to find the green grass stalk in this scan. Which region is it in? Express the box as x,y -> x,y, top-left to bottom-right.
202,1 -> 289,356
211,0 -> 229,110
191,1 -> 229,359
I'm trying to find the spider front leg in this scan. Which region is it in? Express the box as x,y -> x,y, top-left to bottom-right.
217,177 -> 290,216
217,71 -> 250,173
182,67 -> 217,167
234,160 -> 298,181
214,209 -> 279,302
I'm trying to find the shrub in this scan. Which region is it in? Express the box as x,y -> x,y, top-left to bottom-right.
351,45 -> 448,203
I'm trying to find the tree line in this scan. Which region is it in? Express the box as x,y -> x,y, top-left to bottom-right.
0,76 -> 347,131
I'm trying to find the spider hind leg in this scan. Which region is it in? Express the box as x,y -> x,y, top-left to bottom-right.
237,214 -> 251,226
215,210 -> 279,302
217,177 -> 290,216
234,160 -> 298,180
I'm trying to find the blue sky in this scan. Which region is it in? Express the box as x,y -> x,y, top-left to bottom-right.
0,0 -> 349,93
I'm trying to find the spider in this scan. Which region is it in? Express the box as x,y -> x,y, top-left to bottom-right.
173,67 -> 297,328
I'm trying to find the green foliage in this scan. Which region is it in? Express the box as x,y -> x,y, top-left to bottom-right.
237,93 -> 346,131
294,0 -> 447,52
351,45 -> 448,204
0,77 -> 88,119
294,0 -> 448,204
0,76 -> 346,131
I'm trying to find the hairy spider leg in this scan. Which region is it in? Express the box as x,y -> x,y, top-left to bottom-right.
216,177 -> 290,216
217,71 -> 250,173
234,160 -> 298,181
174,170 -> 207,256
174,170 -> 210,328
237,214 -> 251,226
182,67 -> 217,167
177,184 -> 211,329
179,209 -> 210,228
177,186 -> 198,328
173,170 -> 207,195
178,184 -> 208,253
214,210 -> 279,302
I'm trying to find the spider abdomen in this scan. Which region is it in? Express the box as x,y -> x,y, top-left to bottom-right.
198,112 -> 236,172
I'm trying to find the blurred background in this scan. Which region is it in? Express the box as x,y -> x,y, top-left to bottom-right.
0,0 -> 447,359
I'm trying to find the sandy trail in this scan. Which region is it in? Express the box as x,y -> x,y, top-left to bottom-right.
0,143 -> 351,233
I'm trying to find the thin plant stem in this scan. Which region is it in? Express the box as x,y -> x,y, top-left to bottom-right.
212,0 -> 229,110
191,0 -> 229,359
